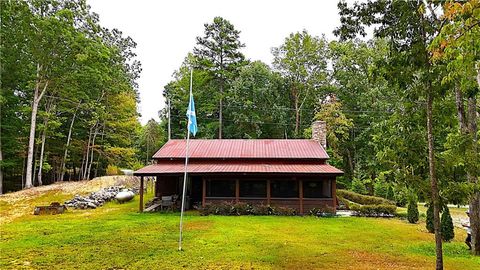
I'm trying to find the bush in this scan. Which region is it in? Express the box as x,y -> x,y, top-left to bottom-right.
350,204 -> 397,217
386,185 -> 395,201
426,203 -> 435,233
197,202 -> 295,216
106,165 -> 121,176
407,193 -> 419,224
337,189 -> 395,206
441,207 -> 454,242
394,187 -> 408,207
374,181 -> 388,198
336,196 -> 350,210
351,178 -> 367,195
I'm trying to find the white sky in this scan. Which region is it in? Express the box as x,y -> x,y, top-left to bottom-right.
87,0 -> 348,125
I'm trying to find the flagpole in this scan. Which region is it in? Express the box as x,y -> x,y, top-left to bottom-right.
179,68 -> 193,251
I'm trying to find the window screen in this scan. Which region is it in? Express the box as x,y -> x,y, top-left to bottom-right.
303,180 -> 332,198
271,180 -> 298,198
206,180 -> 235,197
239,180 -> 267,197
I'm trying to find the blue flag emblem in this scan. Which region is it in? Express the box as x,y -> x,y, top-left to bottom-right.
186,92 -> 197,136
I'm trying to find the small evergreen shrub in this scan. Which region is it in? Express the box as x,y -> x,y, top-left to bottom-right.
441,207 -> 454,242
351,178 -> 368,195
337,190 -> 395,206
394,187 -> 408,207
426,203 -> 435,233
386,186 -> 395,201
374,181 -> 388,198
407,193 -> 419,224
349,204 -> 397,217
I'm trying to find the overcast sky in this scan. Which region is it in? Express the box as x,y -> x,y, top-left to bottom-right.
87,0 -> 349,125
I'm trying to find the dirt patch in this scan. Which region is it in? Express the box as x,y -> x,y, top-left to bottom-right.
185,220 -> 214,231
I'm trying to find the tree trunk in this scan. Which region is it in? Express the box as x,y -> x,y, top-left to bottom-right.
469,67 -> 480,255
60,102 -> 80,181
426,90 -> 443,269
81,125 -> 93,180
0,129 -> 3,195
25,65 -> 48,189
37,117 -> 48,186
294,95 -> 300,136
219,82 -> 223,139
455,86 -> 468,133
86,126 -> 98,180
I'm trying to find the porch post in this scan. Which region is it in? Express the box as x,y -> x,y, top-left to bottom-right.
202,177 -> 206,206
139,176 -> 144,212
332,178 -> 336,212
235,179 -> 239,203
299,179 -> 303,215
266,179 -> 271,205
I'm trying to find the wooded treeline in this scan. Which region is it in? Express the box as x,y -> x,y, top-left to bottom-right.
162,1 -> 480,261
0,0 -> 157,192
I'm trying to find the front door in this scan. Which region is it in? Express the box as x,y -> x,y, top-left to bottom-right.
190,176 -> 203,208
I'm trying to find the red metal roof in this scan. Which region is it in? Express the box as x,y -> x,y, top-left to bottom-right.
152,139 -> 329,160
134,161 -> 343,175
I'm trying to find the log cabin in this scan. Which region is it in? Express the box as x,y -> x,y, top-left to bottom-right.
134,121 -> 343,214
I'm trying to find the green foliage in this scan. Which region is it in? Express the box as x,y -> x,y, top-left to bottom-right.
0,0 -> 143,189
426,203 -> 435,233
2,182 -> 479,269
394,187 -> 409,207
197,202 -> 297,216
441,207 -> 454,242
351,178 -> 367,195
374,181 -> 389,199
349,204 -> 397,217
312,97 -> 354,167
386,185 -> 395,201
407,193 -> 419,224
336,189 -> 395,206
272,30 -> 329,136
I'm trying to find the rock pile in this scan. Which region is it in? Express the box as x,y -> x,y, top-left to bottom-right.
64,186 -> 138,209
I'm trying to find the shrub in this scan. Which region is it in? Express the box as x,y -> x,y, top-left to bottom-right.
351,178 -> 367,195
394,187 -> 408,207
197,202 -> 296,216
106,165 -> 120,176
336,196 -> 350,210
441,207 -> 454,242
374,181 -> 388,198
426,203 -> 435,233
386,185 -> 395,201
350,204 -> 397,217
407,193 -> 419,224
337,189 -> 395,206
274,206 -> 297,216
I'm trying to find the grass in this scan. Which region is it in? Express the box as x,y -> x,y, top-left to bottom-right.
0,180 -> 479,269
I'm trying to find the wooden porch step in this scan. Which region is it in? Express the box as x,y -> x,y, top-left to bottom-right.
144,203 -> 161,212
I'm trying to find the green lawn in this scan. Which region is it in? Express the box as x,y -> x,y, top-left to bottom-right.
0,184 -> 478,269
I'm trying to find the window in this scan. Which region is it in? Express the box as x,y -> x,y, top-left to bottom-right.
303,180 -> 332,198
271,180 -> 298,198
206,180 -> 235,197
239,180 -> 267,197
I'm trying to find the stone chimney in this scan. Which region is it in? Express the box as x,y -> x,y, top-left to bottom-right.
311,121 -> 327,148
